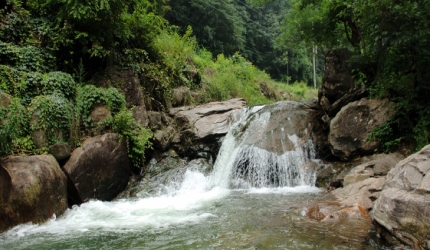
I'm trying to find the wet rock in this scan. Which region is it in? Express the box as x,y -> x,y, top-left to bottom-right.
239,100 -> 327,156
329,98 -> 396,161
48,142 -> 72,162
372,144 -> 430,249
63,133 -> 131,204
0,155 -> 68,232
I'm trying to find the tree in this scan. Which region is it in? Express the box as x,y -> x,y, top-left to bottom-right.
276,0 -> 430,150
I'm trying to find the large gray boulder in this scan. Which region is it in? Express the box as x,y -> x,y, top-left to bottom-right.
0,155 -> 68,232
372,145 -> 430,249
171,98 -> 246,140
239,100 -> 327,155
329,98 -> 395,161
63,133 -> 131,204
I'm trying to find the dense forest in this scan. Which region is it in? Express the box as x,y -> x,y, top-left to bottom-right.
0,0 -> 316,164
1,0 -> 429,163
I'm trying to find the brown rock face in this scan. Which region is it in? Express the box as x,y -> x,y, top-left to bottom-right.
372,145 -> 430,249
319,48 -> 355,104
63,133 -> 131,204
90,105 -> 112,125
329,98 -> 396,161
172,87 -> 193,107
48,142 -> 72,162
0,155 -> 68,232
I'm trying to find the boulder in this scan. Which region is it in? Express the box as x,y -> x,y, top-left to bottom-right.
48,142 -> 72,162
172,98 -> 246,140
154,125 -> 176,151
343,153 -> 403,186
0,155 -> 68,232
329,98 -> 396,161
238,100 -> 327,156
327,84 -> 368,117
307,176 -> 385,223
372,145 -> 430,249
318,48 -> 355,104
63,133 -> 131,204
172,87 -> 193,107
147,111 -> 172,129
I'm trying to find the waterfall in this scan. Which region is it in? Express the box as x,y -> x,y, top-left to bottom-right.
210,104 -> 317,189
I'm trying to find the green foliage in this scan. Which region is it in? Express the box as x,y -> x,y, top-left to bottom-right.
166,0 -> 245,56
0,65 -> 76,105
0,42 -> 54,72
154,26 -> 197,75
0,96 -> 29,155
75,84 -> 126,128
193,50 -> 316,106
111,108 -> 153,168
28,94 -> 73,145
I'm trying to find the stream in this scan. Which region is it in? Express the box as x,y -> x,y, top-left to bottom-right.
0,172 -> 385,250
0,105 -> 393,249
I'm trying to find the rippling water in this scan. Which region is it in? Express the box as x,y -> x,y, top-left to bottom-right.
0,170 -> 390,250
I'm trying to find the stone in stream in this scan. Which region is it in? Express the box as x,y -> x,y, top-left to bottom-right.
372,144 -> 430,250
63,133 -> 131,205
0,155 -> 68,232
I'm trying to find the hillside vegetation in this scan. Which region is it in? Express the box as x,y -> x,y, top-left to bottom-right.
0,0 -> 316,162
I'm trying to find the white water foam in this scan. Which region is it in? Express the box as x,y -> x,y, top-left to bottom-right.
3,170 -> 229,238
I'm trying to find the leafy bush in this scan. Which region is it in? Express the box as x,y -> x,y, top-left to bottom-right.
28,94 -> 73,146
75,84 -> 126,128
111,108 -> 153,168
0,65 -> 77,105
0,42 -> 54,72
0,96 -> 31,155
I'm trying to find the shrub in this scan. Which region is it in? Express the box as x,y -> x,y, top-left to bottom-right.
75,84 -> 126,128
28,94 -> 73,146
0,96 -> 29,155
111,108 -> 153,169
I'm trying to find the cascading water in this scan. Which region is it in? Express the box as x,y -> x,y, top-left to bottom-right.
211,105 -> 317,189
1,102 -> 385,250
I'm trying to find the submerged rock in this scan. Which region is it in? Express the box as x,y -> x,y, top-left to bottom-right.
372,144 -> 430,249
0,155 -> 68,232
63,133 -> 131,204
